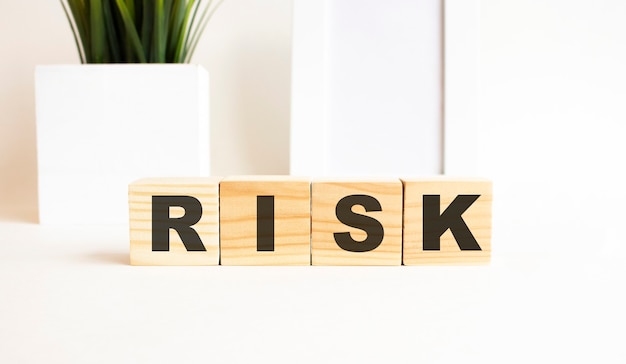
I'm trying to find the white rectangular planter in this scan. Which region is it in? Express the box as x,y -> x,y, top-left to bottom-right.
35,64 -> 210,224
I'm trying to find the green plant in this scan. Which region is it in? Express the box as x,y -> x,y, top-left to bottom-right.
60,0 -> 223,63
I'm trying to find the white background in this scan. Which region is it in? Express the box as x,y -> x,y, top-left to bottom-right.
1,0 -> 625,362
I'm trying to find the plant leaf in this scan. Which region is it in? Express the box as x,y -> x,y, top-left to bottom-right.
102,0 -> 122,62
153,0 -> 165,62
90,0 -> 107,62
141,0 -> 154,60
179,0 -> 201,62
167,0 -> 188,62
60,0 -> 86,63
66,0 -> 91,62
185,0 -> 223,63
114,0 -> 147,62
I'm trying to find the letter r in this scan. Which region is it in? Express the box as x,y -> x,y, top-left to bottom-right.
152,195 -> 206,252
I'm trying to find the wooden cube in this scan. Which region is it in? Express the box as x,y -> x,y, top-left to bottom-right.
219,176 -> 311,265
402,178 -> 492,265
311,179 -> 403,265
129,177 -> 221,265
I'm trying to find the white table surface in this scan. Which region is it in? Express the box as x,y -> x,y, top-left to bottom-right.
1,207 -> 624,363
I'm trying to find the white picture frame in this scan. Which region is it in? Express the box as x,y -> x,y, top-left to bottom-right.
290,0 -> 479,176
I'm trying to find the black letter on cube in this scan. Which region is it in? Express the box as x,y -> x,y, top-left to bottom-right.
257,195 -> 275,252
423,195 -> 481,251
152,195 -> 206,252
334,194 -> 384,252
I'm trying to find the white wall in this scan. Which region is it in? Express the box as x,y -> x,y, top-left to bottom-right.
477,0 -> 626,253
0,0 -> 293,220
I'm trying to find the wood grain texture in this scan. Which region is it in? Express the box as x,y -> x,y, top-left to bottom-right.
219,176 -> 311,265
402,178 -> 492,265
311,179 -> 402,265
129,177 -> 221,265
